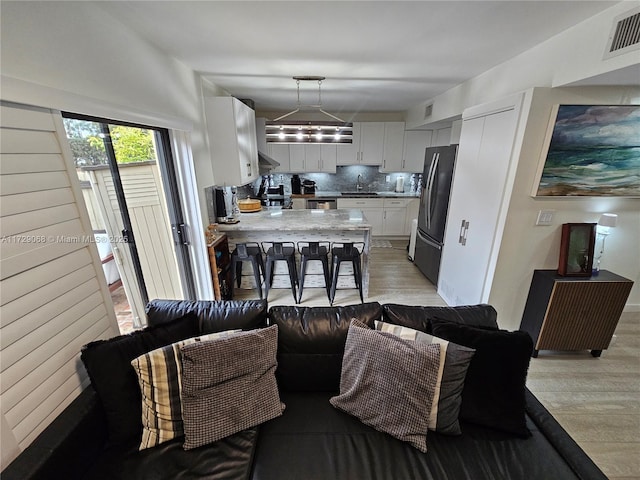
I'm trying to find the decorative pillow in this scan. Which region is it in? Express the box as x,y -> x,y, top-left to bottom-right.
330,320 -> 440,453
180,325 -> 284,450
430,318 -> 533,437
131,330 -> 241,450
80,312 -> 199,445
375,321 -> 475,435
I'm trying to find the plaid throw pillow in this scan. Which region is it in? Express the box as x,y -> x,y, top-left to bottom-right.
375,321 -> 475,435
330,320 -> 440,452
180,325 -> 284,450
131,330 -> 241,450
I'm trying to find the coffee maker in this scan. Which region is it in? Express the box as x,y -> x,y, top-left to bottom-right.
212,187 -> 228,222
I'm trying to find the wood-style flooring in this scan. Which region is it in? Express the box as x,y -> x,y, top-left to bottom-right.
235,240 -> 639,479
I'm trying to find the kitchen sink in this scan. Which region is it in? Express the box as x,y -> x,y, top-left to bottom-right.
341,192 -> 378,196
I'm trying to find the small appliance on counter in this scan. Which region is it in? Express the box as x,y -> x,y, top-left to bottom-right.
211,186 -> 240,224
302,179 -> 316,194
291,174 -> 301,194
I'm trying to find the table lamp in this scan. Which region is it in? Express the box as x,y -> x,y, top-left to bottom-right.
594,213 -> 617,274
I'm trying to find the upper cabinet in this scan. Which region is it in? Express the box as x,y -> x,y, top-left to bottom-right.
402,130 -> 433,173
337,122 -> 385,166
268,143 -> 291,173
379,122 -> 406,172
205,97 -> 258,186
287,144 -> 337,173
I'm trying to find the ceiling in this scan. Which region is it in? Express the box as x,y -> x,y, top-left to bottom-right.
98,1 -> 619,115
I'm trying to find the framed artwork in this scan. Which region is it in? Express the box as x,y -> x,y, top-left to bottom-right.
558,223 -> 596,277
533,105 -> 640,197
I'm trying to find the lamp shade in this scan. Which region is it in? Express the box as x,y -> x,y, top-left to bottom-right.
598,213 -> 618,228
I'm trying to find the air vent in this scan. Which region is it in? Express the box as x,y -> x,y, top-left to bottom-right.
424,104 -> 433,119
604,7 -> 640,59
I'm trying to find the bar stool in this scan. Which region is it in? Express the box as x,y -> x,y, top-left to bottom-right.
297,241 -> 331,303
330,242 -> 365,305
262,241 -> 298,303
230,242 -> 264,299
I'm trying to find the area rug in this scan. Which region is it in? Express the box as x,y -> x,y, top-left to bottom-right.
370,239 -> 393,248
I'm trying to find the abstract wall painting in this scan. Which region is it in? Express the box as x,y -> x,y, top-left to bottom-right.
534,105 -> 640,197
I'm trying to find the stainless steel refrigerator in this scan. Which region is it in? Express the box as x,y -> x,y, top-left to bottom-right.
414,145 -> 457,285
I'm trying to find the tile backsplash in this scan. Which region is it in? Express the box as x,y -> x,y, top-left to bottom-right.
238,166 -> 422,197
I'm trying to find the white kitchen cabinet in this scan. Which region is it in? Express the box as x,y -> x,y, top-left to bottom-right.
433,127 -> 453,147
379,122 -> 406,172
337,197 -> 384,235
286,144 -> 337,173
382,198 -> 409,235
402,130 -> 432,173
438,93 -> 524,306
337,122 -> 384,166
268,143 -> 291,173
205,97 -> 258,186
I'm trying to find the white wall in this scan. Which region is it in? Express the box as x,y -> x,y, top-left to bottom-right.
0,1 -> 213,221
406,2 -> 640,129
491,86 -> 640,330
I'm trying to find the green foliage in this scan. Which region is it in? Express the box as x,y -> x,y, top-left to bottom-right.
63,119 -> 157,167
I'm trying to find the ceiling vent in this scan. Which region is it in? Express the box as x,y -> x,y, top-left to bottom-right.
424,103 -> 433,119
603,7 -> 640,59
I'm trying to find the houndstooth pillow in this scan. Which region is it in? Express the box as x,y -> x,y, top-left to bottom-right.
131,330 -> 241,450
330,320 -> 440,452
375,321 -> 475,435
180,325 -> 284,450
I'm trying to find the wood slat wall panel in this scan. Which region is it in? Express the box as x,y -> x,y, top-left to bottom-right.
1,288 -> 103,378
0,188 -> 75,217
0,171 -> 70,196
0,102 -> 119,463
1,204 -> 79,237
3,317 -> 111,416
0,104 -> 56,131
0,129 -> 61,154
0,249 -> 92,306
0,153 -> 66,175
1,266 -> 96,344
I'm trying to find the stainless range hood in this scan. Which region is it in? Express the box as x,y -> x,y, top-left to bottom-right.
255,117 -> 280,174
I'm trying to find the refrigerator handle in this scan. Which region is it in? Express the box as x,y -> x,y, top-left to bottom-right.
417,228 -> 442,250
426,153 -> 439,229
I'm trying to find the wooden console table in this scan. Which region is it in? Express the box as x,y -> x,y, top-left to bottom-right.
520,270 -> 633,357
206,231 -> 232,300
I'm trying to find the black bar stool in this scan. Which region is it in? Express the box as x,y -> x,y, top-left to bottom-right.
262,241 -> 298,303
330,242 -> 365,305
297,241 -> 331,303
230,242 -> 264,299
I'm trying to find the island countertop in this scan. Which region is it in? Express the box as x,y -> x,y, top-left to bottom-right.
216,208 -> 371,232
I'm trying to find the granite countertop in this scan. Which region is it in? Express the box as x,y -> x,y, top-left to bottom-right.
293,191 -> 420,199
216,208 -> 371,231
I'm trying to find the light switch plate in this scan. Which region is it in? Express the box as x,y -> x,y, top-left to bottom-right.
536,209 -> 555,226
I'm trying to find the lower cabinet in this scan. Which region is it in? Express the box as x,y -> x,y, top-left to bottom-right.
337,197 -> 417,236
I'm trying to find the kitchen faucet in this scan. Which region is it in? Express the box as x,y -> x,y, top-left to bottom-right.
356,174 -> 363,191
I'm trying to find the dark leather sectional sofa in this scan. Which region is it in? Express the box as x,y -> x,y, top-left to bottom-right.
3,299 -> 607,480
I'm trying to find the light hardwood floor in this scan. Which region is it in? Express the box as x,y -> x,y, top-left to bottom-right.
236,240 -> 639,478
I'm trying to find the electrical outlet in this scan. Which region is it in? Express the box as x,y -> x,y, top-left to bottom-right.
536,210 -> 555,226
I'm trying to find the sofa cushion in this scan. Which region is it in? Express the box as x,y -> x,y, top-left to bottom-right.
80,313 -> 199,445
269,302 -> 382,391
430,319 -> 533,437
375,320 -> 475,435
330,321 -> 440,453
130,330 -> 241,450
145,298 -> 268,333
180,325 -> 284,450
382,303 -> 498,333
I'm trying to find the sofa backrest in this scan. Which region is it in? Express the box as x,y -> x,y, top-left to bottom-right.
382,304 -> 498,332
145,299 -> 268,333
268,302 -> 383,392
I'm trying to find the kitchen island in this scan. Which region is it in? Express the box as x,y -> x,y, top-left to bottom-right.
216,208 -> 372,299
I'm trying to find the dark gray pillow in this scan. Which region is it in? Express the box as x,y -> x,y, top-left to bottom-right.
180,325 -> 284,450
330,321 -> 441,453
375,321 -> 475,435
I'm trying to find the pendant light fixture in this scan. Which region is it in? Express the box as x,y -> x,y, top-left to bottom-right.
266,76 -> 352,144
